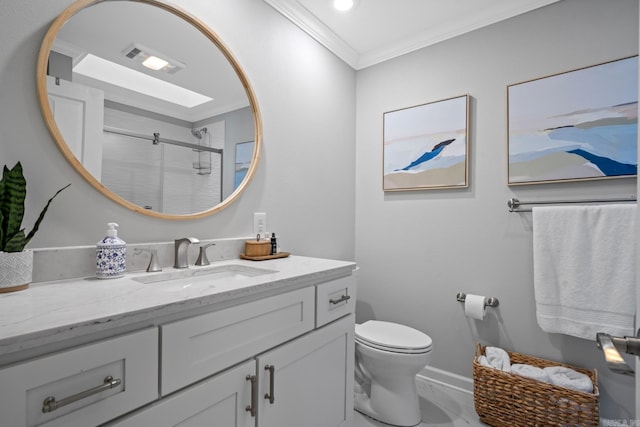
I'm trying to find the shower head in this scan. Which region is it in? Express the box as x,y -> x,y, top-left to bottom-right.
191,128 -> 208,139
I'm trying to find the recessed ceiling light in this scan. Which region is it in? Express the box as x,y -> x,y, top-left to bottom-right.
142,56 -> 169,71
122,43 -> 185,74
333,0 -> 356,12
73,54 -> 213,108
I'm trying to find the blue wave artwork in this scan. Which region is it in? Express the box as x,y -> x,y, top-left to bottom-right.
397,139 -> 455,171
509,113 -> 638,182
383,94 -> 468,190
567,148 -> 636,176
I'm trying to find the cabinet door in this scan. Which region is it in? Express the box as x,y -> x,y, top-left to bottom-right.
257,314 -> 354,427
104,360 -> 256,427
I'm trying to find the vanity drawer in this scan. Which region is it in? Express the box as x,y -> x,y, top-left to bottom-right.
316,275 -> 356,327
0,328 -> 158,427
160,286 -> 315,395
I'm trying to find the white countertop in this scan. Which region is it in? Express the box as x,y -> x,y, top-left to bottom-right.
0,256 -> 355,358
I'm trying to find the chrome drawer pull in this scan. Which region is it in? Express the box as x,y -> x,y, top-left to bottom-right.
245,374 -> 257,417
264,364 -> 275,404
329,294 -> 351,305
42,376 -> 121,413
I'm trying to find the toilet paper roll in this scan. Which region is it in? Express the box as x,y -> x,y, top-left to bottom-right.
464,294 -> 487,320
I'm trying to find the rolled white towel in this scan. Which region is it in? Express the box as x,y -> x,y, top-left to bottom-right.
483,347 -> 511,372
511,364 -> 550,382
543,366 -> 594,393
477,355 -> 491,368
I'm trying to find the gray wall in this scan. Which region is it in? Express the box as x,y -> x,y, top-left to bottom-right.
355,0 -> 637,419
0,0 -> 356,261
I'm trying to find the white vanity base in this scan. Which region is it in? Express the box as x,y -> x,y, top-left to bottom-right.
0,256 -> 356,427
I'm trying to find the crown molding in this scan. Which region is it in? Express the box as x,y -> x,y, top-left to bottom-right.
263,0 -> 360,68
357,0 -> 561,69
264,0 -> 560,70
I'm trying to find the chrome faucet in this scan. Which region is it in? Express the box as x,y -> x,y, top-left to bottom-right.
174,237 -> 200,268
133,248 -> 162,272
195,243 -> 216,266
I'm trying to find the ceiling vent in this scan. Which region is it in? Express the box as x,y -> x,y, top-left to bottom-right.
125,46 -> 142,59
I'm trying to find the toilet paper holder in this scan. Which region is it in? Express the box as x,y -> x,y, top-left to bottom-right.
456,292 -> 499,308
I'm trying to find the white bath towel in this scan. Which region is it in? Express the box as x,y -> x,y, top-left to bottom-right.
478,346 -> 511,372
532,204 -> 636,340
543,366 -> 593,393
511,364 -> 550,383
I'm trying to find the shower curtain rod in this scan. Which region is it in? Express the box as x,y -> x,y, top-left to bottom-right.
507,196 -> 636,212
104,125 -> 223,154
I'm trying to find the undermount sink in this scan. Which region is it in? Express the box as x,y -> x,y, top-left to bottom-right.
132,264 -> 277,290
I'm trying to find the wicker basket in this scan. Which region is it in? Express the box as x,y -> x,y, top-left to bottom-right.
473,343 -> 599,427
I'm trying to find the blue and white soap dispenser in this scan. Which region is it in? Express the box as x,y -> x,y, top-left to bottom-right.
96,222 -> 126,279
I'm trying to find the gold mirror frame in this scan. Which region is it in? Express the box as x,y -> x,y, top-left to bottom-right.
36,0 -> 262,220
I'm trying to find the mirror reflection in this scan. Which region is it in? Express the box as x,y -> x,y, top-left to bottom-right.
39,0 -> 260,218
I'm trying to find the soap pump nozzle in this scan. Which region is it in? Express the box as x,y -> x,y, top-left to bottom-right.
106,222 -> 119,237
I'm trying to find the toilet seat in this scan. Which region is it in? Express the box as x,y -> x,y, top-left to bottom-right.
355,320 -> 432,354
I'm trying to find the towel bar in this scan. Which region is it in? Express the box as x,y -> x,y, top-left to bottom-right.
456,292 -> 499,308
507,196 -> 635,212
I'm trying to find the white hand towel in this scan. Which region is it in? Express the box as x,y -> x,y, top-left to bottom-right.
543,366 -> 593,393
511,364 -> 550,383
533,204 -> 636,340
484,346 -> 511,372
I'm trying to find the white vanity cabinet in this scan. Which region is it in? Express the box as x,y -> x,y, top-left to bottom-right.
0,328 -> 158,427
107,274 -> 356,427
107,315 -> 354,427
0,256 -> 356,427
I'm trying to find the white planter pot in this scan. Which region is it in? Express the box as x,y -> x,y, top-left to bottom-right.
0,250 -> 33,293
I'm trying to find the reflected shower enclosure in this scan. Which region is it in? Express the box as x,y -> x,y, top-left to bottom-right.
101,116 -> 224,215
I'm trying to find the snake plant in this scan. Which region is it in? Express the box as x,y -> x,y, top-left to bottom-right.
0,162 -> 69,252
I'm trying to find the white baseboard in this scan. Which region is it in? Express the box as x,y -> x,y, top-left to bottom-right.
418,365 -> 474,395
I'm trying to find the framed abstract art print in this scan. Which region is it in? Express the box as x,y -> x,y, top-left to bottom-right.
383,94 -> 469,191
507,56 -> 638,185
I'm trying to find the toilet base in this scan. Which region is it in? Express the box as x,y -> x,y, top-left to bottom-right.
354,382 -> 422,427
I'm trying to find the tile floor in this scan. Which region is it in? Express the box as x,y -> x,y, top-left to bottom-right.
353,375 -> 488,427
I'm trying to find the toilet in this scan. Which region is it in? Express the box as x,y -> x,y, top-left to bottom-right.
354,320 -> 433,427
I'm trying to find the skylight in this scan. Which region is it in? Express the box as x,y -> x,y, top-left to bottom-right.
73,54 -> 213,108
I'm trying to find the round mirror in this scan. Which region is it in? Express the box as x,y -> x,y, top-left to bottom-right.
37,0 -> 262,219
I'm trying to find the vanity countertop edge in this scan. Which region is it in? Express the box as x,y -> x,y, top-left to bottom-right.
0,255 -> 356,360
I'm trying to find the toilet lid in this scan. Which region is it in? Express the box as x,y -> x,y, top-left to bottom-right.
355,321 -> 432,354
